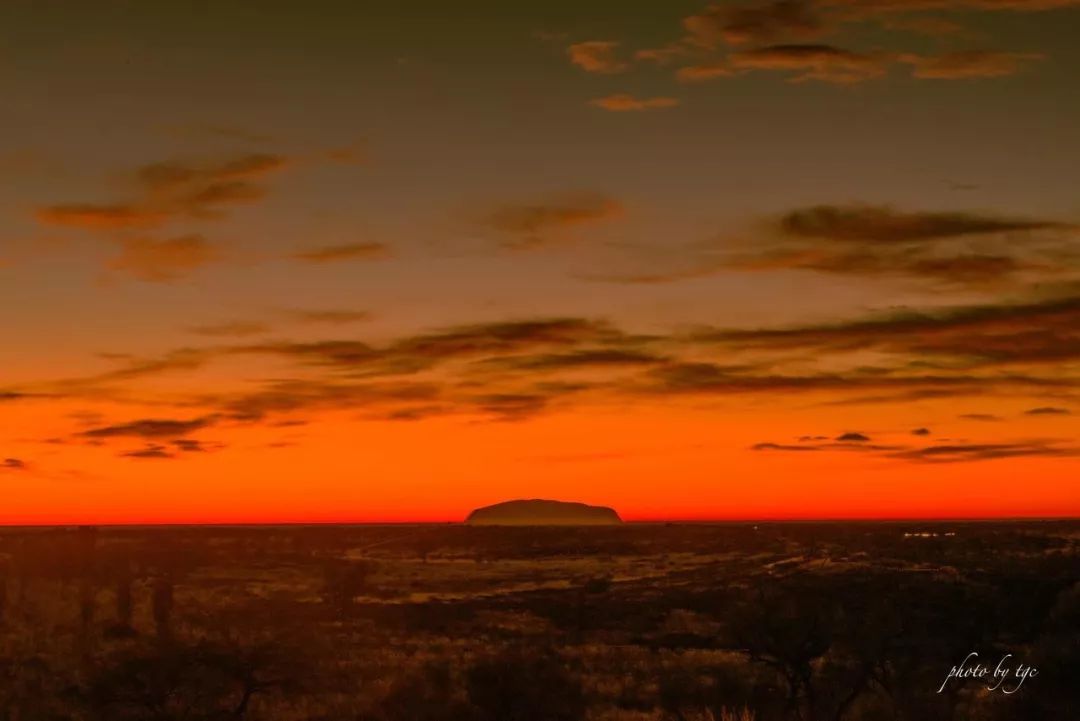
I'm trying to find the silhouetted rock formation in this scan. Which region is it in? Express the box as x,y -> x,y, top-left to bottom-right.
465,499 -> 622,526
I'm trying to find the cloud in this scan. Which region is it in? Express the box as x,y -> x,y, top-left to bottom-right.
214,379 -> 442,422
470,393 -> 551,421
291,242 -> 391,263
187,321 -> 270,338
651,1 -> 1059,86
589,94 -> 680,111
825,0 -> 1080,15
284,309 -> 373,325
752,438 -> 900,452
879,14 -> 968,36
108,235 -> 218,282
480,348 -> 666,372
960,413 -> 1002,421
1024,406 -> 1071,415
81,416 -> 218,440
35,153 -> 289,279
676,62 -> 737,82
323,144 -> 366,165
596,201 -> 1075,289
751,435 -> 1079,462
778,205 -> 1067,243
88,349 -> 213,383
567,41 -> 629,73
484,193 -> 624,249
729,44 -> 891,83
36,204 -> 168,230
752,442 -> 822,451
2,458 -> 27,471
38,153 -> 288,232
684,1 -> 824,46
27,296 -> 1077,434
640,361 -> 1036,398
121,444 -> 175,459
241,318 -> 626,376
902,50 -> 1045,79
696,292 -> 1080,367
172,439 -> 217,452
887,441 -> 1079,463
911,427 -> 931,435
710,204 -> 1079,287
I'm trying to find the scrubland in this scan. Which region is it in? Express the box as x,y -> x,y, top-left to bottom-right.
0,522 -> 1077,720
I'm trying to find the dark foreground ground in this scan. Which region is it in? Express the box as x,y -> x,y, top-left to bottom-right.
0,521 -> 1077,721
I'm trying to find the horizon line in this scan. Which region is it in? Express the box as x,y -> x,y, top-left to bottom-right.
2,515 -> 1078,529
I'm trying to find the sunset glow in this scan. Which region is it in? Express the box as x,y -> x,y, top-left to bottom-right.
2,1 -> 1078,524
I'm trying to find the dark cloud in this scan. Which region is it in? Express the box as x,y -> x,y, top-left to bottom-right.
81,416 -> 218,440
95,349 -> 213,383
728,44 -> 890,84
959,413 -> 1002,421
2,458 -> 27,470
726,204 -> 1078,286
778,205 -> 1067,243
1024,406 -> 1071,415
470,393 -> 551,421
887,442 -> 1079,463
172,439 -> 218,452
121,445 -> 175,459
592,204 -> 1076,288
828,0 -> 1080,15
215,379 -> 441,422
481,348 -> 666,372
642,361 -> 1059,397
484,193 -> 623,249
911,427 -> 931,435
291,243 -> 391,263
752,435 -> 1078,463
690,0 -> 824,46
752,442 -> 822,451
753,439 -> 900,453
631,0 -> 1070,89
696,293 -> 1080,367
31,298 -> 1077,433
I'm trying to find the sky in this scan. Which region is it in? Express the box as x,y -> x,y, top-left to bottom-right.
1,0 -> 1078,524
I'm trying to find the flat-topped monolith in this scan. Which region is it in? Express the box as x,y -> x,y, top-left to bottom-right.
465,499 -> 622,526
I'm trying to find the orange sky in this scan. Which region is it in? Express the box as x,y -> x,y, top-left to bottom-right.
1,1 -> 1079,524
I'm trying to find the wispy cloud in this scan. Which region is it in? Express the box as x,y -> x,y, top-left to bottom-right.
187,321 -> 271,338
567,41 -> 629,73
80,416 -> 218,440
35,153 -> 289,281
291,242 -> 391,263
901,50 -> 1045,79
108,235 -> 218,282
484,193 -> 624,249
589,94 -> 680,111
